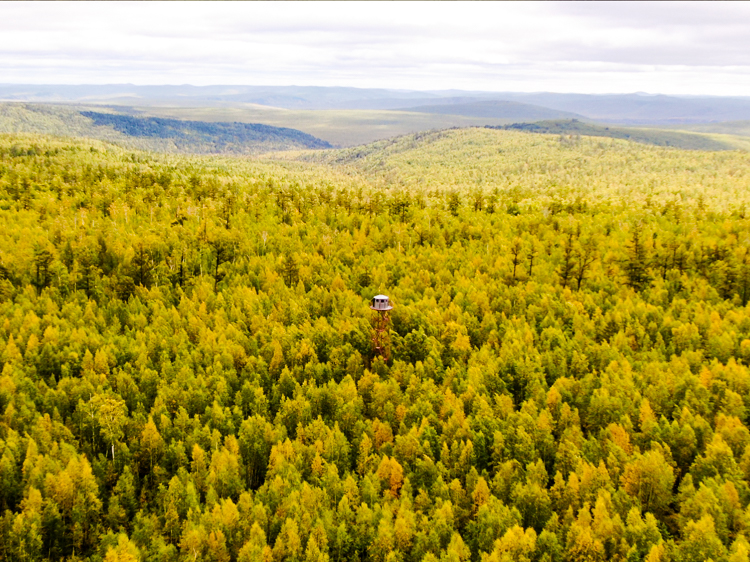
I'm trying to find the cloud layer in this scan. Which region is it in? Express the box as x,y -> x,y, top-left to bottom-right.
2,1 -> 749,95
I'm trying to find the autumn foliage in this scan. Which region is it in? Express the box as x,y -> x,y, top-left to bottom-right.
1,129 -> 750,561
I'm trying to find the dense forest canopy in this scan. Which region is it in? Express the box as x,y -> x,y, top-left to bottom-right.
1,129 -> 750,562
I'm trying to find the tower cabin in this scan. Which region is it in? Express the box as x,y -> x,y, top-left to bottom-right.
370,295 -> 393,311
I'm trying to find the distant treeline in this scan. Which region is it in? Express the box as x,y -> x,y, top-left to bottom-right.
487,119 -> 733,151
81,111 -> 332,150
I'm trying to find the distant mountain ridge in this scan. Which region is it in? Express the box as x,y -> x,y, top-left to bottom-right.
0,84 -> 443,110
3,84 -> 750,124
486,93 -> 750,124
396,100 -> 585,121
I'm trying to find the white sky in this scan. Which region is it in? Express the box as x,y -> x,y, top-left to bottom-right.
2,1 -> 750,95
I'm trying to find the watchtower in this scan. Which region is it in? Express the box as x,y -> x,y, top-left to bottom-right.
370,295 -> 393,361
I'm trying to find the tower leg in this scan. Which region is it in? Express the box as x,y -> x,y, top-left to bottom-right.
371,311 -> 391,362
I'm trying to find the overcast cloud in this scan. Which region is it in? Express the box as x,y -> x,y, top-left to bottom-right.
2,1 -> 750,95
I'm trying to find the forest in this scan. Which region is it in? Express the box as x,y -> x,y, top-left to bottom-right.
1,128 -> 750,562
0,105 -> 333,156
487,121 -> 735,152
80,113 -> 332,152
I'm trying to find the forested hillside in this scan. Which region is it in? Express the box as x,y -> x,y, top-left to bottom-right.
487,121 -> 736,152
80,112 -> 332,152
2,129 -> 750,562
0,104 -> 332,154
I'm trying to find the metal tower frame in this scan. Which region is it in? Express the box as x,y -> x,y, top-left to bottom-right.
370,295 -> 393,362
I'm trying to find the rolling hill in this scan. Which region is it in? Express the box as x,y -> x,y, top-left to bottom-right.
80,111 -> 331,151
1,100 -> 747,155
115,105 -> 520,147
0,103 -> 331,153
487,119 -> 737,151
292,126 -> 750,210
